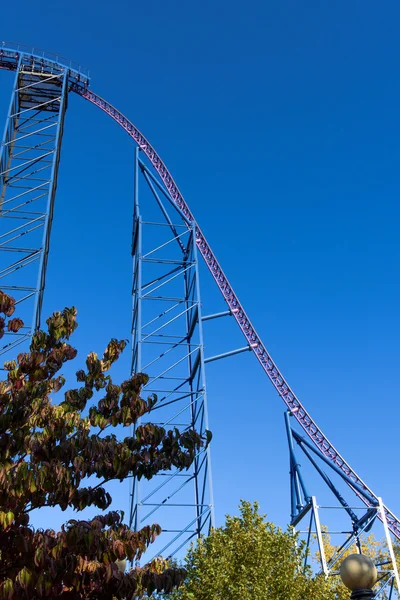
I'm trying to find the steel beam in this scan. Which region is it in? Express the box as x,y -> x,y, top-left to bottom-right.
0,53 -> 68,357
286,413 -> 399,597
129,149 -> 214,560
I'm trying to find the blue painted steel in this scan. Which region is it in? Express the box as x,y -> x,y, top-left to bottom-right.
291,429 -> 377,506
34,71 -> 68,330
202,310 -> 232,321
0,53 -> 68,357
130,146 -> 142,535
1,46 -> 400,545
204,345 -> 253,364
191,225 -> 215,529
293,429 -> 363,525
137,160 -> 192,227
286,416 -> 398,598
0,42 -> 89,90
1,49 -> 399,588
129,150 -> 214,559
140,169 -> 186,254
284,411 -> 310,521
0,58 -> 21,204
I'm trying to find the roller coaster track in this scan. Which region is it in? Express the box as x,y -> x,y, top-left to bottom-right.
1,43 -> 399,541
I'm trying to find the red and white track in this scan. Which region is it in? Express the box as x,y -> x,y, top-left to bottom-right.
1,46 -> 399,540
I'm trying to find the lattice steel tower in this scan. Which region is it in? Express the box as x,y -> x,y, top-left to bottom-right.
129,146 -> 214,557
0,50 -> 71,356
0,44 -> 399,596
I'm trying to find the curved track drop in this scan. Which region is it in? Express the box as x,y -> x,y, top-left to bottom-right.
0,43 -> 399,572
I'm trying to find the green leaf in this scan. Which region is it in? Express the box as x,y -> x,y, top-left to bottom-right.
0,579 -> 14,600
16,567 -> 33,592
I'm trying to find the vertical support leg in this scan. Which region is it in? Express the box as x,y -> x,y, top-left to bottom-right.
312,496 -> 329,576
378,497 -> 400,592
284,411 -> 310,521
34,72 -> 68,330
0,54 -> 68,357
0,58 -> 21,207
193,225 -> 215,531
130,146 -> 142,535
128,151 -> 214,559
184,225 -> 215,537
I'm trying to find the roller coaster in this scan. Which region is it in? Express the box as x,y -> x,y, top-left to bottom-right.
0,42 -> 398,597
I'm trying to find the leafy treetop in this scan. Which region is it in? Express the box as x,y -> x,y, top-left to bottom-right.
0,291 -> 210,599
165,501 -> 400,600
164,500 -> 340,600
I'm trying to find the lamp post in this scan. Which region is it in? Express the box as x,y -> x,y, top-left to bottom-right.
340,554 -> 377,599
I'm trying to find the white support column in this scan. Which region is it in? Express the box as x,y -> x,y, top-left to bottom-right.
312,496 -> 329,576
377,497 -> 400,593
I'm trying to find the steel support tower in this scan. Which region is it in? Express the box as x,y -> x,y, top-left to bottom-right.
284,411 -> 400,597
129,147 -> 214,557
0,44 -> 399,596
0,52 -> 69,355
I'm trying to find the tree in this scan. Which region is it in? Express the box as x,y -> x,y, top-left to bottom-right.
164,501 -> 336,600
0,291 -> 211,599
315,528 -> 400,599
165,499 -> 400,600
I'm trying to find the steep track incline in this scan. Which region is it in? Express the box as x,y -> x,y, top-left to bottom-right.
1,44 -> 399,540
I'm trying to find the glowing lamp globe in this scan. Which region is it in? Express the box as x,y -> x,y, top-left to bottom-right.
340,554 -> 377,591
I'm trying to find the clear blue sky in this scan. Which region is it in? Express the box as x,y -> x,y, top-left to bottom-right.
1,0 -> 399,547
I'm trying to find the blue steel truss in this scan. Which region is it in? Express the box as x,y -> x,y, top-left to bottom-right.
129,148 -> 214,559
285,411 -> 400,598
1,45 -> 399,582
0,52 -> 68,357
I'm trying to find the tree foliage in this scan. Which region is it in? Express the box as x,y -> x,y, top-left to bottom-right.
164,501 -> 339,600
166,500 -> 400,600
315,528 -> 400,599
0,291 -> 211,599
